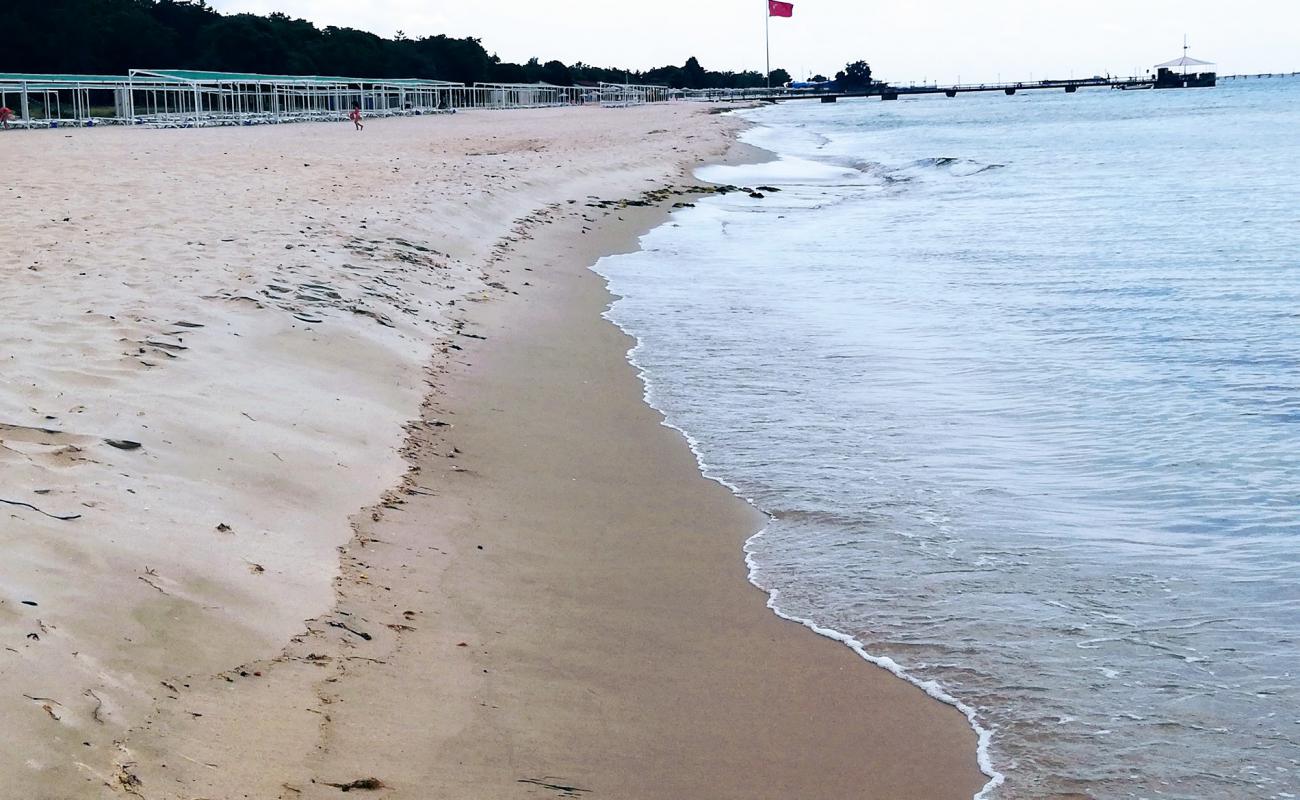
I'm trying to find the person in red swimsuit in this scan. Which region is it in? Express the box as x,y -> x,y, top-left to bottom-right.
349,103 -> 364,131
0,106 -> 14,129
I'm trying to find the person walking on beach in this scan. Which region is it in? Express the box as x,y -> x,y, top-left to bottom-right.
0,106 -> 14,130
349,103 -> 364,131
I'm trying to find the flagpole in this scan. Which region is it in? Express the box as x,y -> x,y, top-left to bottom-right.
765,0 -> 771,90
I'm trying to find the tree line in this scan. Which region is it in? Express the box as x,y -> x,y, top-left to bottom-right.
0,0 -> 846,89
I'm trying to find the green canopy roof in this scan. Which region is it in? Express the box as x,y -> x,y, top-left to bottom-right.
0,70 -> 461,89
134,69 -> 459,87
0,72 -> 158,85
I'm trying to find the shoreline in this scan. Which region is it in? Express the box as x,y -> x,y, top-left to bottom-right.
5,107 -> 985,798
596,208 -> 1005,797
619,115 -> 1004,795
412,143 -> 988,799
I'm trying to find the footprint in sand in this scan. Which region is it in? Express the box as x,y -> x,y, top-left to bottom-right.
0,422 -> 141,468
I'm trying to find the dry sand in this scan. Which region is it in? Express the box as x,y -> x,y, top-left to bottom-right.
1,105 -> 985,799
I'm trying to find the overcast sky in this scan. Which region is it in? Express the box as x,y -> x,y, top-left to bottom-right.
208,0 -> 1297,82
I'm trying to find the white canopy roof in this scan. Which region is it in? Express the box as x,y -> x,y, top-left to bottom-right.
1155,55 -> 1214,68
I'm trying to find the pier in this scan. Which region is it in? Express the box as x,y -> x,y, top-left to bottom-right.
688,73 -> 1217,104
1220,71 -> 1300,80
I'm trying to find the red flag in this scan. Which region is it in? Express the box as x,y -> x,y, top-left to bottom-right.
769,0 -> 794,17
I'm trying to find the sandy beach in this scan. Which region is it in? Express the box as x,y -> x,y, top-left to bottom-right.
2,105 -> 984,799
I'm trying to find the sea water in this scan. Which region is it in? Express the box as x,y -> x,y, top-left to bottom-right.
594,78 -> 1300,798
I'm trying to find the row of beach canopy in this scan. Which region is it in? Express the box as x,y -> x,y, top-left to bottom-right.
0,69 -> 674,128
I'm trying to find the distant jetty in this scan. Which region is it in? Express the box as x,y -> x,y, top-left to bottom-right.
688,71 -> 1218,104
1221,71 -> 1300,80
694,47 -> 1230,103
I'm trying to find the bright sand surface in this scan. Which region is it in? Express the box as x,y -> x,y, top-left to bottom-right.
1,106 -> 985,799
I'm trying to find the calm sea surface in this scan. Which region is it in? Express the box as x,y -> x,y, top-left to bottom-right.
594,79 -> 1300,798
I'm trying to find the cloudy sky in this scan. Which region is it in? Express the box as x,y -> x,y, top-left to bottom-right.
208,0 -> 1297,82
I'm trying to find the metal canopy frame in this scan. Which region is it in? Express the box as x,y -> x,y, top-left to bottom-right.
0,73 -> 185,127
599,82 -> 672,107
127,69 -> 467,127
0,70 -> 672,130
470,83 -> 594,108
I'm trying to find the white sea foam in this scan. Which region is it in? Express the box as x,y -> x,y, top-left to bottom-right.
591,212 -> 1006,800
696,156 -> 868,187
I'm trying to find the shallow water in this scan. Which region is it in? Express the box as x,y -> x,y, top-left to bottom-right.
595,79 -> 1300,798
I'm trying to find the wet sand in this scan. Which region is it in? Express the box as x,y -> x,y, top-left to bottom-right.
358,186 -> 991,799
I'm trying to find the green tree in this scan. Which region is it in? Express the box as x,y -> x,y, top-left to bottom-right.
0,0 -> 795,92
643,65 -> 684,88
196,14 -> 285,73
539,60 -> 573,86
834,60 -> 873,90
491,59 -> 527,83
414,35 -> 494,84
681,56 -> 707,89
308,26 -> 389,77
521,57 -> 544,83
